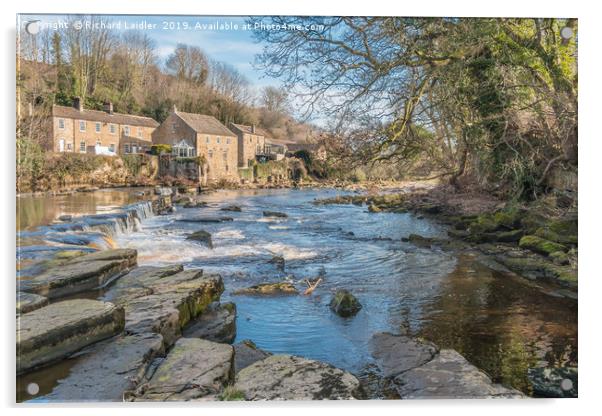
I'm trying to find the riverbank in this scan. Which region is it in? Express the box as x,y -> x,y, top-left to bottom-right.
314,183 -> 578,299
16,186 -> 577,401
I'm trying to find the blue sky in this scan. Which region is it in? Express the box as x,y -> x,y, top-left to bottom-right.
19,14 -> 275,89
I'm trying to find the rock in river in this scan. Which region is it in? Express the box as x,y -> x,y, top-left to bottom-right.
182,302 -> 236,343
232,282 -> 298,296
263,210 -> 288,218
186,230 -> 213,248
102,266 -> 224,347
16,292 -> 48,314
17,299 -> 125,374
22,248 -> 137,299
43,333 -> 164,402
133,338 -> 234,401
329,289 -> 362,317
233,340 -> 271,374
233,354 -> 363,400
220,205 -> 242,212
371,332 -> 523,399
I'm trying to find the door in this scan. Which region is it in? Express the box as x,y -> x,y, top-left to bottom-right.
58,139 -> 65,152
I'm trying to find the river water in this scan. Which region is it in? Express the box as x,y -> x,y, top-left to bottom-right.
16,187 -> 577,399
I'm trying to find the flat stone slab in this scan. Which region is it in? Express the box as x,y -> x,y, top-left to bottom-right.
371,332 -> 523,399
102,267 -> 224,347
133,338 -> 234,401
17,299 -> 125,374
43,333 -> 164,402
182,302 -> 236,343
16,292 -> 48,314
393,349 -> 524,399
234,354 -> 362,400
177,216 -> 233,223
233,340 -> 271,374
23,249 -> 137,299
371,332 -> 438,378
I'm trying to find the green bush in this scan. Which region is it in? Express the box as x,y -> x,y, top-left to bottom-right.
150,144 -> 172,155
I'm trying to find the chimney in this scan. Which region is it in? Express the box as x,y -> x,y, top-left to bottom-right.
104,101 -> 114,115
73,97 -> 83,112
251,124 -> 256,134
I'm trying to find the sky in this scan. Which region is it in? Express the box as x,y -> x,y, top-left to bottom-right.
18,14 -> 276,89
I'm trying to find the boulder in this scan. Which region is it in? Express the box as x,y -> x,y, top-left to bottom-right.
17,299 -> 125,374
232,282 -> 298,296
43,333 -> 164,401
220,205 -> 242,212
16,292 -> 48,314
233,340 -> 271,374
186,230 -> 213,248
263,211 -> 288,218
407,233 -> 434,248
371,332 -> 438,378
371,332 -> 523,399
133,338 -> 234,401
182,302 -> 236,343
527,367 -> 577,398
23,249 -> 137,299
57,214 -> 73,222
393,349 -> 524,399
119,269 -> 224,347
267,255 -> 285,271
329,289 -> 362,317
101,265 -> 184,305
182,201 -> 208,209
519,235 -> 567,256
234,354 -> 362,400
154,187 -> 173,196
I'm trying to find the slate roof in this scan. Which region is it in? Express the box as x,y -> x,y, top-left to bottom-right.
52,105 -> 159,128
176,112 -> 236,137
229,123 -> 273,139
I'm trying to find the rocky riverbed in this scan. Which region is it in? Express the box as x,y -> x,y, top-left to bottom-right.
16,186 -> 577,401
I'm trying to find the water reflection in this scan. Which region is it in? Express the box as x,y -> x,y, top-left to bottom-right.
415,253 -> 577,393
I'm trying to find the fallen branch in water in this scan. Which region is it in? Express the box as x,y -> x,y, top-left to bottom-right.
303,278 -> 322,295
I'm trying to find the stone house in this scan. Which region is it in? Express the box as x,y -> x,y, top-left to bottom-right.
51,98 -> 158,155
228,123 -> 268,167
152,107 -> 238,182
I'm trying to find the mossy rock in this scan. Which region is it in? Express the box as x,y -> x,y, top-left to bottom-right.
495,255 -> 577,289
549,218 -> 578,236
535,227 -> 578,246
550,251 -> 570,266
329,289 -> 362,317
233,282 -> 298,296
519,235 -> 567,256
368,204 -> 382,213
219,386 -> 246,401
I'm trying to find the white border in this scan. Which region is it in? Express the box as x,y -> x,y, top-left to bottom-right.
2,1 -> 599,415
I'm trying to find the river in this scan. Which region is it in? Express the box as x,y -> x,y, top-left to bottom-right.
16,187 -> 577,399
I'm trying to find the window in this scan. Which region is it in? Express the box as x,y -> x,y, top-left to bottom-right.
208,150 -> 213,159
206,136 -> 210,144
95,122 -> 101,133
80,141 -> 86,152
109,124 -> 116,134
66,143 -> 72,151
109,144 -> 115,153
216,137 -> 220,144
124,144 -> 130,153
223,151 -> 228,161
79,120 -> 86,132
137,127 -> 142,138
124,125 -> 130,136
172,123 -> 177,133
226,138 -> 230,144
58,118 -> 65,129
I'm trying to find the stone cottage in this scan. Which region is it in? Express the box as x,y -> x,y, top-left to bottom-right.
228,123 -> 268,167
51,98 -> 158,155
152,107 -> 238,183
